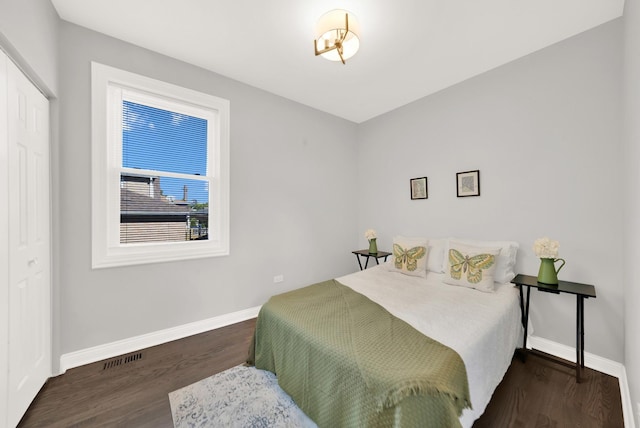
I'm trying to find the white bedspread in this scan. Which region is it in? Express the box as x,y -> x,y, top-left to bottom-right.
336,264 -> 522,427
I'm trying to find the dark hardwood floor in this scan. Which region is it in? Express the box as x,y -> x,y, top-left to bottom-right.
18,319 -> 256,428
18,319 -> 624,427
475,350 -> 624,427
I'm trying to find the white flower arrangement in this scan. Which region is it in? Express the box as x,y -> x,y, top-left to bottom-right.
364,229 -> 377,241
533,237 -> 559,259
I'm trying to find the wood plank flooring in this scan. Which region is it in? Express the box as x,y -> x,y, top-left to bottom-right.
18,319 -> 624,427
475,350 -> 623,427
18,319 -> 256,428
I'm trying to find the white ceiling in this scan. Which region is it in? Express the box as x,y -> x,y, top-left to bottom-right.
50,0 -> 624,123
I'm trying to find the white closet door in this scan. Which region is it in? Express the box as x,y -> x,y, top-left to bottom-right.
0,50 -> 9,428
1,50 -> 51,428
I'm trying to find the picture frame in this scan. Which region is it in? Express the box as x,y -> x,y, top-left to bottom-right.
410,177 -> 428,200
456,170 -> 480,197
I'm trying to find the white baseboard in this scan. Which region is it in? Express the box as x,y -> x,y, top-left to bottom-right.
527,335 -> 622,377
528,335 -> 635,428
59,305 -> 261,374
619,366 -> 637,428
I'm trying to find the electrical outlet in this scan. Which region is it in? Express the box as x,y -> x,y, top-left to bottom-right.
273,274 -> 284,283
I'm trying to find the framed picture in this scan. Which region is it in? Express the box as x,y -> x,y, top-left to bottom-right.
456,170 -> 480,197
410,177 -> 428,200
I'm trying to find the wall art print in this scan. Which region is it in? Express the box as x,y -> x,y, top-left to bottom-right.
410,177 -> 428,200
456,170 -> 480,197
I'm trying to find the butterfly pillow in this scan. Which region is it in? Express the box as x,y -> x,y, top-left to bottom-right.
388,236 -> 429,277
443,241 -> 501,292
441,238 -> 518,283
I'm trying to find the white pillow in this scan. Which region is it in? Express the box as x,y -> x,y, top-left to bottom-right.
427,238 -> 446,273
443,241 -> 500,292
389,236 -> 429,277
441,238 -> 519,283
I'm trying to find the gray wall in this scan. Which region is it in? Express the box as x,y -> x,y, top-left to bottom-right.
0,0 -> 59,95
57,21 -> 359,354
357,20 -> 624,363
624,0 -> 640,423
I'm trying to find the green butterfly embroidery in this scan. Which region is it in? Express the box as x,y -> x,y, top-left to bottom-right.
393,244 -> 426,271
449,249 -> 495,284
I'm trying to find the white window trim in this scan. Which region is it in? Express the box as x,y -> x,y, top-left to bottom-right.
91,62 -> 230,268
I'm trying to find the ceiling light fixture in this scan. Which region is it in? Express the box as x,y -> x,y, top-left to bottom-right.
313,9 -> 360,65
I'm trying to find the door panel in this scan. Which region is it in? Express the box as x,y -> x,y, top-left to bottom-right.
5,53 -> 51,428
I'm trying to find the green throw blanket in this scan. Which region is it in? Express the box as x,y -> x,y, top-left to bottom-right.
248,279 -> 471,427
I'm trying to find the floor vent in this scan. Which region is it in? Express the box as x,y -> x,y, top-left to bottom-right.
103,352 -> 143,370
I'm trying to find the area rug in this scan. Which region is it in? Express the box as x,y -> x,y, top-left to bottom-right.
169,364 -> 317,428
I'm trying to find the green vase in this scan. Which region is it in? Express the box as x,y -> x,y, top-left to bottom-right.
537,257 -> 566,284
368,238 -> 378,254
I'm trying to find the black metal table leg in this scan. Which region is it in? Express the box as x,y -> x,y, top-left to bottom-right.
576,295 -> 585,383
524,286 -> 531,349
354,254 -> 363,271
581,297 -> 585,369
518,285 -> 525,328
517,285 -> 531,362
576,294 -> 580,382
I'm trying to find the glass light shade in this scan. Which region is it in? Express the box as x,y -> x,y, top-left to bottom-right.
315,9 -> 360,62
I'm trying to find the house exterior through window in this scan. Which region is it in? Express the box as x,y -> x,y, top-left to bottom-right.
120,174 -> 206,243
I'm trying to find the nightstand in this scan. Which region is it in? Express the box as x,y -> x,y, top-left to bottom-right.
352,250 -> 392,270
510,273 -> 596,382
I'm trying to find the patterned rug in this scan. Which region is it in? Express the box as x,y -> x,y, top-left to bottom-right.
169,365 -> 317,428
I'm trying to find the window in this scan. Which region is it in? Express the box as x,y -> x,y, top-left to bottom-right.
91,62 -> 230,268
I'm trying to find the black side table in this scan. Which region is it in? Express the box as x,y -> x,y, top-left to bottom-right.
511,273 -> 596,382
352,250 -> 392,270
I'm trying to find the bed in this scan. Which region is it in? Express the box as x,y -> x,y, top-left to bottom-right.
249,237 -> 522,427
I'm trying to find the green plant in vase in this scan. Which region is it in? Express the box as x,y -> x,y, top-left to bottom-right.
533,237 -> 566,285
365,229 -> 377,254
